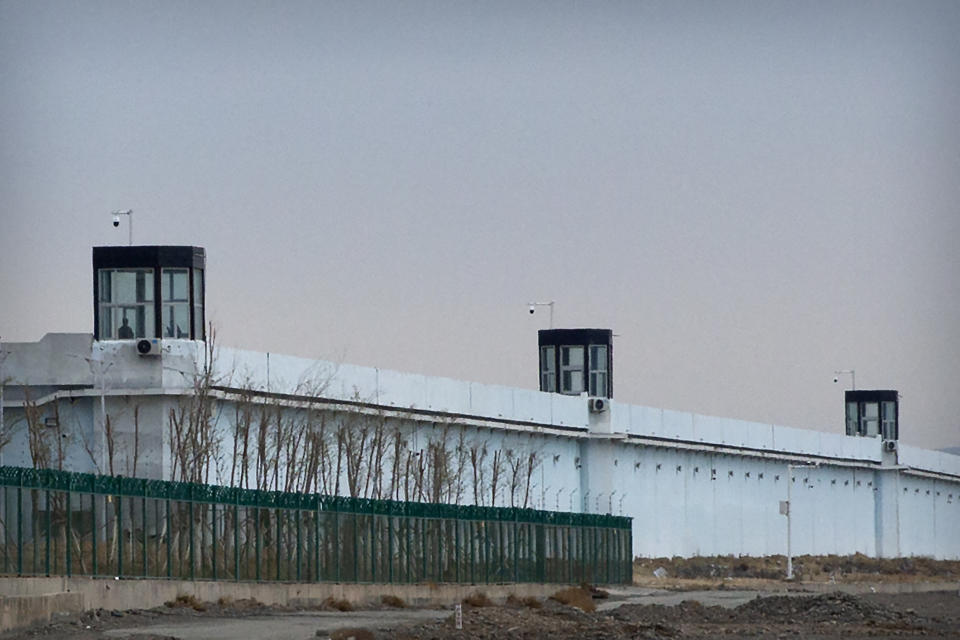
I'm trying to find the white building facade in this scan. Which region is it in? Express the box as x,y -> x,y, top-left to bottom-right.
1,246 -> 958,560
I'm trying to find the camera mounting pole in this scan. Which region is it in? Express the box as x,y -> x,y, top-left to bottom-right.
834,369 -> 855,390
111,209 -> 134,245
527,301 -> 555,328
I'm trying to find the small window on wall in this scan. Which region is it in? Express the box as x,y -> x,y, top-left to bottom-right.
881,401 -> 896,440
162,269 -> 190,338
540,346 -> 556,392
560,345 -> 584,394
192,268 -> 204,340
98,269 -> 154,339
589,344 -> 608,397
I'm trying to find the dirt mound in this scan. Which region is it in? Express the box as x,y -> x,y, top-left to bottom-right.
732,592 -> 911,624
609,592 -> 949,638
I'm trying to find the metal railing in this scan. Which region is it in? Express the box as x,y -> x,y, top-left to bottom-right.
0,466 -> 632,584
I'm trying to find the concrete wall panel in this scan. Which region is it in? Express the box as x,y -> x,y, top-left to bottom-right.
424,376 -> 471,414
663,409 -> 694,441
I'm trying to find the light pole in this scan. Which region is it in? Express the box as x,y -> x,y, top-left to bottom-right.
833,369 -> 855,390
527,301 -> 555,328
111,209 -> 134,246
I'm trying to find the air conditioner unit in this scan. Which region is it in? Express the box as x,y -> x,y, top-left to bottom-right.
883,440 -> 897,453
589,397 -> 608,413
136,338 -> 162,356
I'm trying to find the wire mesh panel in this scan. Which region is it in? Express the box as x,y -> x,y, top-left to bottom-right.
0,466 -> 632,584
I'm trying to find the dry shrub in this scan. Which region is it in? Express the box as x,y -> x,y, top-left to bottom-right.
165,593 -> 207,612
550,587 -> 596,613
216,596 -> 232,607
330,628 -> 374,640
323,596 -> 354,612
507,594 -> 543,609
463,591 -> 493,607
231,598 -> 265,610
380,594 -> 407,608
580,582 -> 609,599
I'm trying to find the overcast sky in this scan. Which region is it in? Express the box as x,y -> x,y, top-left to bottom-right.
1,1 -> 958,450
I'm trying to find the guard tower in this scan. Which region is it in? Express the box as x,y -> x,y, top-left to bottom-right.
845,389 -> 898,441
538,328 -> 613,398
93,246 -> 206,342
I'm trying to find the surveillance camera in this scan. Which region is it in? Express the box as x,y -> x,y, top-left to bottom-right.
833,377 -> 839,383
529,305 -> 535,314
112,215 -> 120,227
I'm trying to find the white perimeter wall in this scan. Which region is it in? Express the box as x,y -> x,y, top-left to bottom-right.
3,335 -> 960,559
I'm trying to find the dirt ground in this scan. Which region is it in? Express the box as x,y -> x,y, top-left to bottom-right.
377,589 -> 960,640
3,555 -> 960,640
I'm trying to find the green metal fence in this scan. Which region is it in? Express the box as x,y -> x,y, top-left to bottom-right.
0,466 -> 632,584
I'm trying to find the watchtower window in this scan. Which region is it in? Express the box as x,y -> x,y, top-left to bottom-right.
846,402 -> 858,436
881,401 -> 896,440
192,268 -> 205,340
861,402 -> 879,437
560,345 -> 584,394
97,269 -> 154,339
540,345 -> 556,392
161,268 -> 190,338
589,344 -> 608,397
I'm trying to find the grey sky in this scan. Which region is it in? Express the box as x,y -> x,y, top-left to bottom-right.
2,1 -> 958,449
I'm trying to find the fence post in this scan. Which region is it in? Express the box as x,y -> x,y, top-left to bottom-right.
141,492 -> 147,578
117,477 -> 123,578
333,507 -> 340,582
91,491 -> 98,576
255,506 -> 261,582
405,516 -> 412,583
313,496 -> 320,582
165,499 -> 171,578
421,518 -> 427,582
513,515 -> 519,583
233,496 -> 239,582
211,501 -> 217,581
468,521 -> 474,585
454,516 -> 460,583
66,490 -> 73,577
387,515 -> 394,584
296,501 -> 302,583
276,507 -> 282,581
483,520 -> 489,584
353,512 -> 359,583
370,513 -> 376,583
17,474 -> 23,575
44,490 -> 51,576
188,490 -> 194,581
